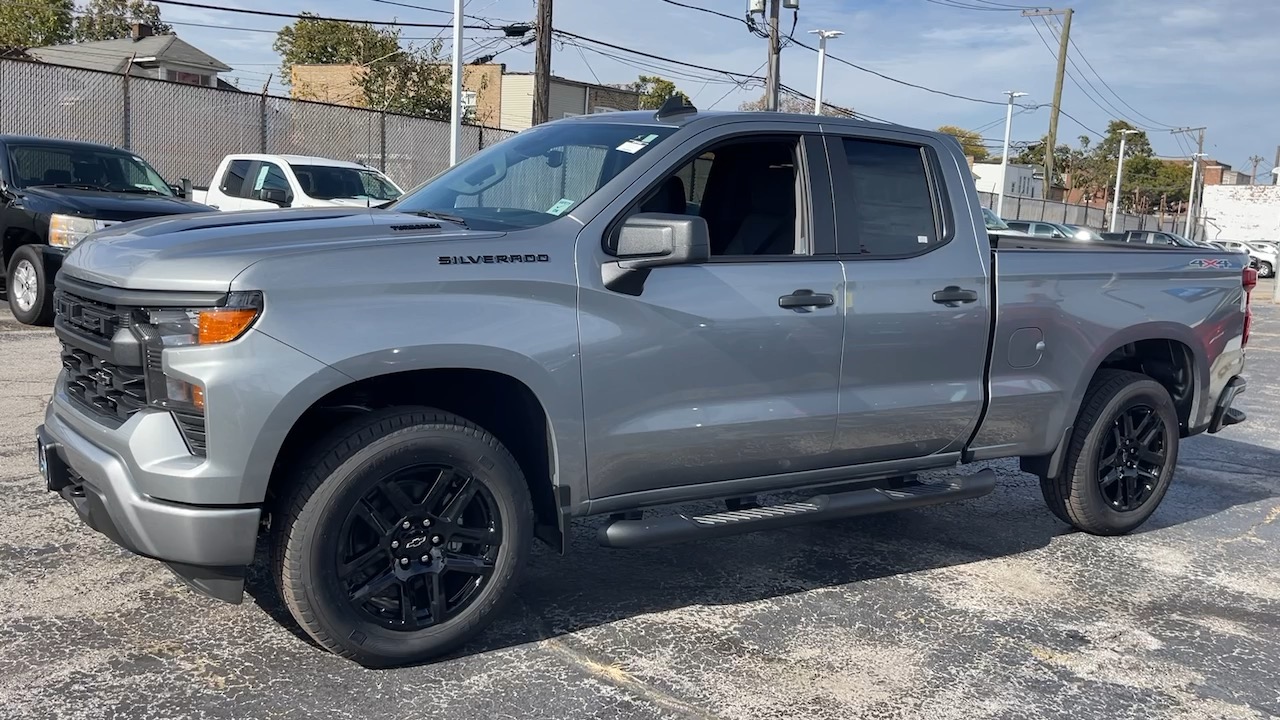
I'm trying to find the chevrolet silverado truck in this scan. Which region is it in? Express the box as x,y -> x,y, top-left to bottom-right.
36,101 -> 1253,667
0,135 -> 211,324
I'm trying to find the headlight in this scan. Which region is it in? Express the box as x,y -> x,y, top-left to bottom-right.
48,214 -> 110,248
147,291 -> 263,347
140,292 -> 263,413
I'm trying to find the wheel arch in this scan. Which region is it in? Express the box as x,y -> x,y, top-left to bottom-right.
257,351 -> 576,551
1025,323 -> 1202,480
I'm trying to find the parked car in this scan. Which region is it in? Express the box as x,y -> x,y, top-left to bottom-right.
1112,230 -> 1204,249
981,207 -> 1031,238
190,154 -> 403,211
38,106 -> 1252,667
1005,219 -> 1081,240
1213,240 -> 1275,278
0,135 -> 212,324
1062,224 -> 1106,242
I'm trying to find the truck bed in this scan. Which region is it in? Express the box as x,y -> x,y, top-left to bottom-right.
970,236 -> 1247,462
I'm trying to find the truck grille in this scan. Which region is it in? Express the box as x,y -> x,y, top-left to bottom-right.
61,346 -> 147,424
55,288 -> 208,456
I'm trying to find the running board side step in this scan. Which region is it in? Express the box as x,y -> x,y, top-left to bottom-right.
597,469 -> 998,549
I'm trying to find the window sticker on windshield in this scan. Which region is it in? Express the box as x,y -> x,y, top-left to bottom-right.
547,198 -> 574,215
616,133 -> 660,154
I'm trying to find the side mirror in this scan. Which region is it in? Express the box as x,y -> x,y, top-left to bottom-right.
602,213 -> 710,294
260,187 -> 290,206
1050,230 -> 1065,238
168,183 -> 184,197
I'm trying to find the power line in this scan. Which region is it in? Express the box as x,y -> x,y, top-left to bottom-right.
1062,34 -> 1177,130
1028,17 -> 1142,134
923,0 -> 1025,11
149,0 -> 508,30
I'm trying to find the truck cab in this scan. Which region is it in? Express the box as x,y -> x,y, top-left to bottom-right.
194,154 -> 403,211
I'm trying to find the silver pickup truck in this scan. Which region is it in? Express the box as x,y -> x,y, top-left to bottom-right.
37,102 -> 1254,667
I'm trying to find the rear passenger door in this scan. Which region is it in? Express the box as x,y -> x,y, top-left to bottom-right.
823,130 -> 992,465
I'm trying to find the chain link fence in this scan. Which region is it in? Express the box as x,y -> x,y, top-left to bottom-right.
977,190 -> 1191,236
0,58 -> 513,189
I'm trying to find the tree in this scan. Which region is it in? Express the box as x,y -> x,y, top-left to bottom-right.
632,75 -> 687,110
0,0 -> 73,49
74,0 -> 171,42
738,93 -> 845,116
937,125 -> 989,162
274,14 -> 451,119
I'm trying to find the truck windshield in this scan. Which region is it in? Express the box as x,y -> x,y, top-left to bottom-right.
292,165 -> 402,201
389,122 -> 677,231
9,144 -> 172,196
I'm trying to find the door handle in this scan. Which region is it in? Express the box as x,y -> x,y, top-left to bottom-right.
932,286 -> 979,306
779,289 -> 835,309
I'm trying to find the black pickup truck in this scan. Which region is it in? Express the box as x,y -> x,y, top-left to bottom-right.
0,135 -> 211,324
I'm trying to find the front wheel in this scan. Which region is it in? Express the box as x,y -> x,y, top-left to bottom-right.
272,408 -> 533,667
1258,261 -> 1273,279
1040,370 -> 1179,535
6,246 -> 54,325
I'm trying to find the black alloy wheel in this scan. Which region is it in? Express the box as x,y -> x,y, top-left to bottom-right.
1096,404 -> 1167,512
339,464 -> 502,630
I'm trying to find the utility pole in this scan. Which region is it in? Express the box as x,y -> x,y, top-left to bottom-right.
1274,145 -> 1279,185
809,29 -> 842,115
1171,127 -> 1207,235
1022,8 -> 1072,198
532,0 -> 553,126
997,90 -> 1028,217
1185,152 -> 1206,238
764,0 -> 782,111
449,0 -> 463,166
1109,128 -> 1138,232
1249,155 -> 1265,185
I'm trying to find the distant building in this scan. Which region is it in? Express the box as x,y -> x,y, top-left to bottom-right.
27,23 -> 232,89
1201,159 -> 1252,186
289,63 -> 641,130
971,162 -> 1043,200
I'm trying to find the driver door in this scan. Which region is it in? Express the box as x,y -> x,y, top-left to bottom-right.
239,161 -> 293,209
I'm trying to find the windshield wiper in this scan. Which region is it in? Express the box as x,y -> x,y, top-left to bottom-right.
112,187 -> 169,196
31,182 -> 113,192
408,210 -> 469,228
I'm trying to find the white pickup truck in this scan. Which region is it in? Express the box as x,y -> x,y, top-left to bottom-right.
190,154 -> 403,211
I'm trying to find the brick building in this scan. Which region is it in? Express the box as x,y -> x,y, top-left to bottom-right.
289,63 -> 640,130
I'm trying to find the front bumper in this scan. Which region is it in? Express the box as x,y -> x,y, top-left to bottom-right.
37,412 -> 260,603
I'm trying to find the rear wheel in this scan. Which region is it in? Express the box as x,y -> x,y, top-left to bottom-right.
1040,370 -> 1179,535
1258,261 -> 1273,279
6,246 -> 54,325
272,407 -> 533,667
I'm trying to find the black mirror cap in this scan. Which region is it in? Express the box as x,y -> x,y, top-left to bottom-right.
614,213 -> 710,268
261,187 -> 291,206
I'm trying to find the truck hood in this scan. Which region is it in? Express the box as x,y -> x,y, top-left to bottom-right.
61,207 -> 492,292
19,186 -> 212,220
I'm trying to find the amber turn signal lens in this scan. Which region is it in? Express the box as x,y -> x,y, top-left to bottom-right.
191,384 -> 205,410
197,308 -> 259,344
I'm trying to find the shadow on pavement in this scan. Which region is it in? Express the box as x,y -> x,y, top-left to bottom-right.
243,432 -> 1278,665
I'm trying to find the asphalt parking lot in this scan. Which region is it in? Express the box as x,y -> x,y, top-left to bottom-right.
0,290 -> 1277,720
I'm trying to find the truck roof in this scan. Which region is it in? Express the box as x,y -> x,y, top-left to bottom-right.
223,153 -> 375,170
553,108 -> 923,137
0,134 -> 125,152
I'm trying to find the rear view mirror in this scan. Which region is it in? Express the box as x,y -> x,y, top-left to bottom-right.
602,212 -> 710,294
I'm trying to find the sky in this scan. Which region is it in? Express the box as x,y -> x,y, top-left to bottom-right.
156,0 -> 1280,175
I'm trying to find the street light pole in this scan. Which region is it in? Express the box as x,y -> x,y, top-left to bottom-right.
1109,129 -> 1139,232
809,30 -> 843,115
1185,152 -> 1206,238
996,90 -> 1027,217
449,0 -> 464,166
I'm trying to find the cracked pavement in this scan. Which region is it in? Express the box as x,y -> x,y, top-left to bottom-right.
0,289 -> 1277,720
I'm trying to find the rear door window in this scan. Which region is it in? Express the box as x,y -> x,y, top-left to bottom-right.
830,137 -> 942,257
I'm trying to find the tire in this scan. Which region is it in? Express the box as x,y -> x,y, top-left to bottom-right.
1258,261 -> 1273,279
271,407 -> 533,667
1041,370 -> 1179,535
6,246 -> 54,325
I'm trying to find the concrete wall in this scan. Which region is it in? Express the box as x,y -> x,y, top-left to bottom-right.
1200,185 -> 1280,242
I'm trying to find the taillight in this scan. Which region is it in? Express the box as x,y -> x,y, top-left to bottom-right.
1243,267 -> 1257,346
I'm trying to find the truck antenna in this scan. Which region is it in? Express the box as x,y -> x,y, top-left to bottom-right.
655,95 -> 696,121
